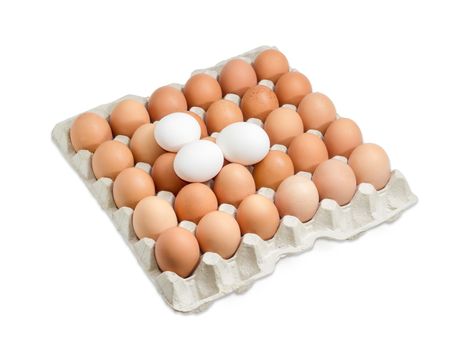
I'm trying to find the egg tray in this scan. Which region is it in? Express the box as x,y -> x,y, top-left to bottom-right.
52,46 -> 418,313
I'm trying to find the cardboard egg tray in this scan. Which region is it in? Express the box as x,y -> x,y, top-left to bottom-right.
52,46 -> 418,313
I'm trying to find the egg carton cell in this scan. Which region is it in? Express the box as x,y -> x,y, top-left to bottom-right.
52,46 -> 417,313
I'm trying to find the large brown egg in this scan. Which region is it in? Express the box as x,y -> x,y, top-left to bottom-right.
275,71 -> 312,106
252,150 -> 294,190
264,107 -> 304,147
205,99 -> 243,134
109,99 -> 150,137
147,86 -> 188,122
92,140 -> 134,180
185,111 -> 208,138
324,118 -> 363,158
240,85 -> 279,121
236,194 -> 280,240
297,92 -> 336,133
183,73 -> 222,110
213,163 -> 256,207
174,183 -> 218,223
287,133 -> 328,173
129,123 -> 165,165
253,49 -> 289,83
219,59 -> 257,97
155,227 -> 200,278
70,112 -> 113,153
112,167 -> 155,209
151,153 -> 188,195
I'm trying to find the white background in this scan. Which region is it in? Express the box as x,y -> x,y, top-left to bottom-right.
1,1 -> 463,349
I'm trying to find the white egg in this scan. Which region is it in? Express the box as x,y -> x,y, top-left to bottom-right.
154,112 -> 201,152
216,122 -> 270,165
174,140 -> 224,182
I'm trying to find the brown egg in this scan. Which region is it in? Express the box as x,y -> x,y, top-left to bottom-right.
324,118 -> 363,158
151,153 -> 188,195
253,49 -> 289,83
92,140 -> 134,180
183,73 -> 222,110
236,194 -> 280,240
129,123 -> 165,165
252,150 -> 294,190
147,85 -> 188,122
240,85 -> 279,121
174,183 -> 218,223
312,159 -> 357,206
213,163 -> 256,207
109,99 -> 150,137
132,196 -> 178,240
196,211 -> 241,259
185,111 -> 208,138
287,133 -> 328,173
113,167 -> 155,209
274,175 -> 319,222
205,99 -> 244,133
348,143 -> 391,190
297,92 -> 336,133
264,107 -> 304,147
70,112 -> 113,153
155,227 -> 200,278
219,59 -> 257,97
275,71 -> 312,106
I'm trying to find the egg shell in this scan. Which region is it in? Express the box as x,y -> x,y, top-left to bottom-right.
297,92 -> 336,133
253,49 -> 289,83
129,123 -> 165,165
186,111 -> 208,138
92,140 -> 134,180
324,118 -> 363,158
174,183 -> 218,224
287,133 -> 329,173
264,107 -> 304,147
70,112 -> 113,152
183,73 -> 222,110
133,196 -> 178,240
109,99 -> 150,137
205,99 -> 244,134
275,71 -> 312,106
240,85 -> 279,121
213,163 -> 256,207
252,150 -> 295,190
219,59 -> 257,97
154,112 -> 201,152
112,167 -> 155,209
151,153 -> 188,195
147,85 -> 188,122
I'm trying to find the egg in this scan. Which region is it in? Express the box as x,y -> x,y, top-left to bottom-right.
155,227 -> 200,278
186,111 -> 208,138
253,49 -> 289,83
216,122 -> 270,165
183,73 -> 222,110
252,150 -> 294,190
236,194 -> 280,240
287,133 -> 328,173
348,143 -> 391,190
129,123 -> 165,165
109,99 -> 150,137
174,140 -> 224,182
264,107 -> 304,147
70,112 -> 113,152
174,183 -> 218,223
297,92 -> 336,133
219,59 -> 257,97
240,85 -> 279,121
132,196 -> 178,240
112,167 -> 155,209
154,112 -> 201,152
151,153 -> 188,195
312,158 -> 357,206
274,71 -> 312,106
324,118 -> 363,158
147,85 -> 188,121
196,211 -> 241,259
213,163 -> 256,207
92,140 -> 134,180
274,175 -> 319,222
205,99 -> 243,134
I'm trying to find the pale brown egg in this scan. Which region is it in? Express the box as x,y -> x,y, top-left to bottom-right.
348,143 -> 391,190
196,211 -> 241,259
202,136 -> 216,143
132,196 -> 178,240
112,167 -> 155,209
324,118 -> 363,158
253,49 -> 289,83
183,73 -> 222,110
240,85 -> 279,121
185,111 -> 208,138
109,99 -> 150,137
129,123 -> 165,165
151,153 -> 188,195
213,163 -> 256,207
155,226 -> 200,278
70,112 -> 113,153
312,159 -> 357,206
236,194 -> 280,240
147,85 -> 188,122
264,107 -> 304,147
205,99 -> 244,134
275,71 -> 312,106
219,59 -> 257,97
297,92 -> 336,133
287,133 -> 329,173
274,175 -> 319,222
92,140 -> 134,180
252,150 -> 294,190
174,183 -> 218,223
